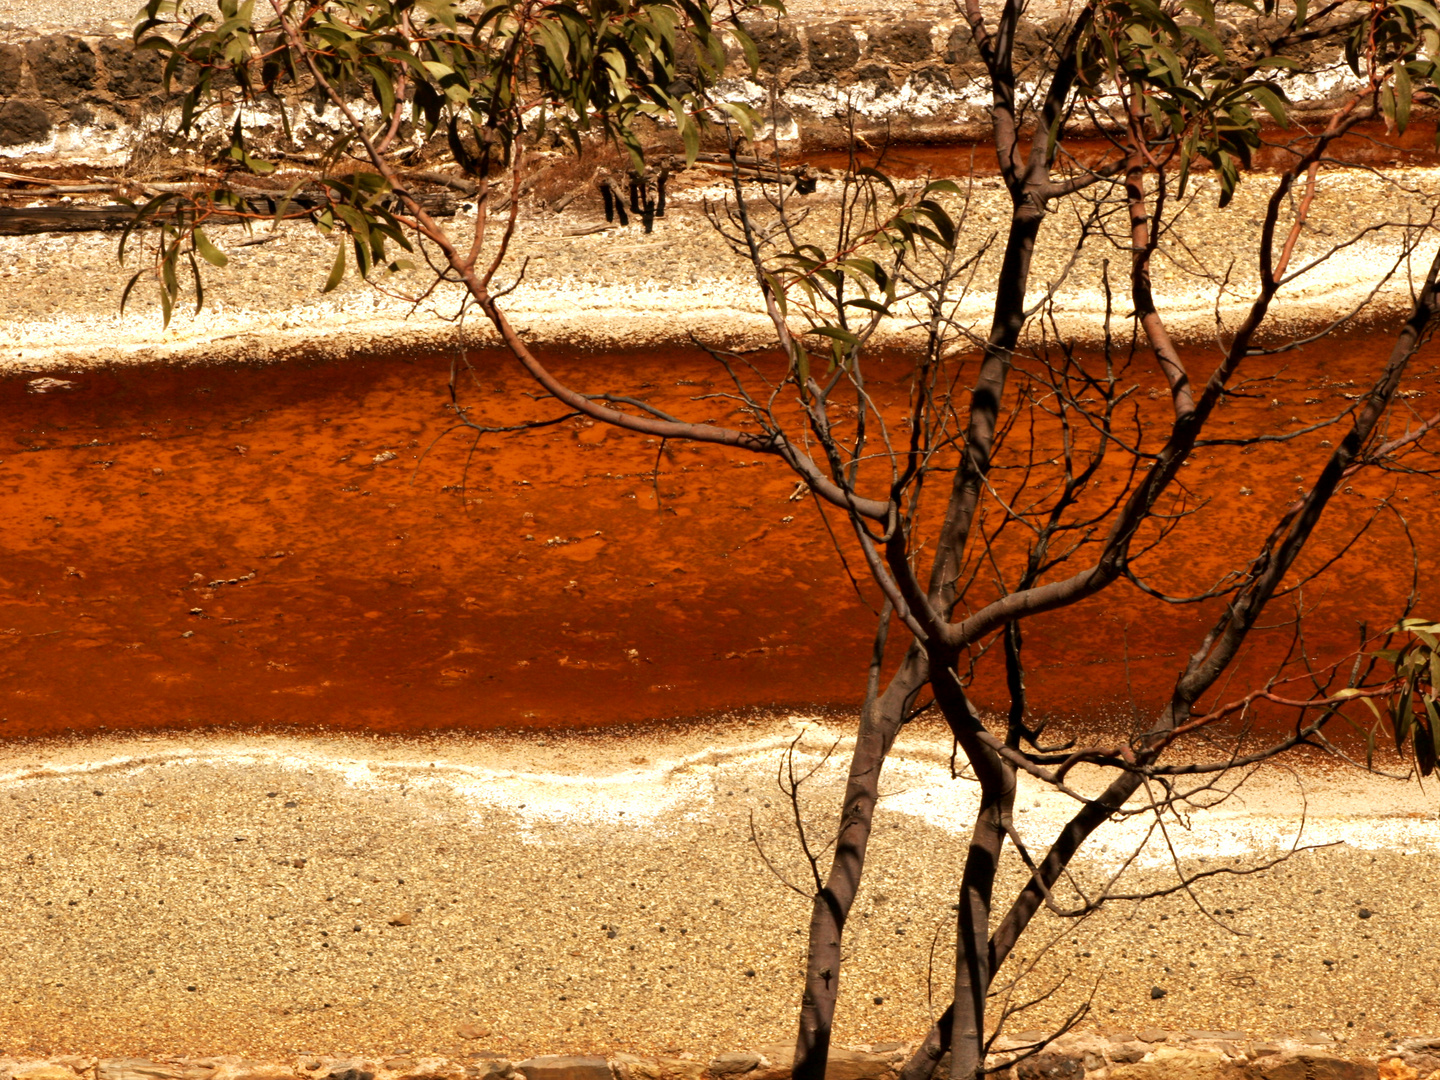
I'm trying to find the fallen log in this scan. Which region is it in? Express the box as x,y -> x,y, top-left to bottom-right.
0,191 -> 458,236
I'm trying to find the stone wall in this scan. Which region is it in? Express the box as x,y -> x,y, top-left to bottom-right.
2,1032 -> 1439,1080
0,15 -> 1356,157
0,32 -> 163,150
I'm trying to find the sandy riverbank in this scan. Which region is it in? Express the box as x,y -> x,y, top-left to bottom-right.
3,160 -> 1437,371
1,718 -> 1437,1059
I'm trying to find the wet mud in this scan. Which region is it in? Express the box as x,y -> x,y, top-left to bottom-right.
0,334 -> 1434,741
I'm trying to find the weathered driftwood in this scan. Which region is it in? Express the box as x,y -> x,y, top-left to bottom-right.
0,191 -> 457,236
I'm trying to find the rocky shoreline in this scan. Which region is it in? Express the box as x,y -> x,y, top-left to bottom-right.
5,1031 -> 1440,1080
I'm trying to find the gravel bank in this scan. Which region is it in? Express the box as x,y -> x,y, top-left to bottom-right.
1,719 -> 1437,1059
0,0 -> 973,35
2,164 -> 1435,371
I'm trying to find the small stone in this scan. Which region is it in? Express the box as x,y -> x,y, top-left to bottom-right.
0,100 -> 54,147
822,1049 -> 890,1080
26,34 -> 97,101
14,1068 -> 86,1080
457,1023 -> 489,1040
1252,1052 -> 1374,1080
1149,986 -> 1168,1000
867,20 -> 934,62
1014,1051 -> 1083,1080
807,23 -> 860,74
1358,908 -> 1373,919
389,913 -> 413,927
516,1057 -> 612,1080
0,42 -> 21,95
1377,1060 -> 1418,1080
1137,1028 -> 1169,1044
97,1060 -> 217,1080
707,1053 -> 760,1076
1108,1044 -> 1148,1065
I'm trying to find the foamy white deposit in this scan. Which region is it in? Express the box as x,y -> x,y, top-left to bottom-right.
3,721 -> 1436,870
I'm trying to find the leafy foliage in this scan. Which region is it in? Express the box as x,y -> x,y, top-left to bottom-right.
1376,618 -> 1440,776
122,0 -> 773,322
1075,0 -> 1440,205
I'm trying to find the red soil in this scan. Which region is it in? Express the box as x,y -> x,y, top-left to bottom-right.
798,120 -> 1440,177
0,335 -> 1434,741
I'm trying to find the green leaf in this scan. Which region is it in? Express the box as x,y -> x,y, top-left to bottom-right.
193,227 -> 229,267
365,62 -> 397,121
188,249 -> 205,314
916,199 -> 957,248
412,78 -> 443,137
662,91 -> 699,164
807,325 -> 861,347
119,268 -> 145,314
1216,149 -> 1239,207
712,100 -> 757,144
1248,82 -> 1290,128
841,257 -> 888,290
1395,0 -> 1440,30
534,19 -> 571,73
353,234 -> 372,278
855,166 -> 897,202
161,245 -> 179,299
1251,54 -> 1302,69
762,270 -> 787,316
158,275 -> 174,329
731,23 -> 760,75
1396,689 -> 1415,751
1176,129 -> 1196,198
1395,61 -> 1413,132
323,241 -> 346,293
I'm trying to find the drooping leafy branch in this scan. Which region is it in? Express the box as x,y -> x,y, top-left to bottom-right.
121,0 -> 778,322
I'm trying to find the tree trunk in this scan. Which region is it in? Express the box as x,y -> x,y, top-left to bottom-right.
947,753 -> 1014,1079
792,642 -> 929,1080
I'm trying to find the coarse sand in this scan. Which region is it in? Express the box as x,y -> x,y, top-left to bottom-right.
1,716 -> 1438,1059
0,0 -> 981,35
3,164 -> 1436,372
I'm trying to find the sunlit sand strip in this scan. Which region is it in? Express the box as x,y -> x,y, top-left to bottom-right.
4,719 -> 1436,866
3,163 -> 1436,371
